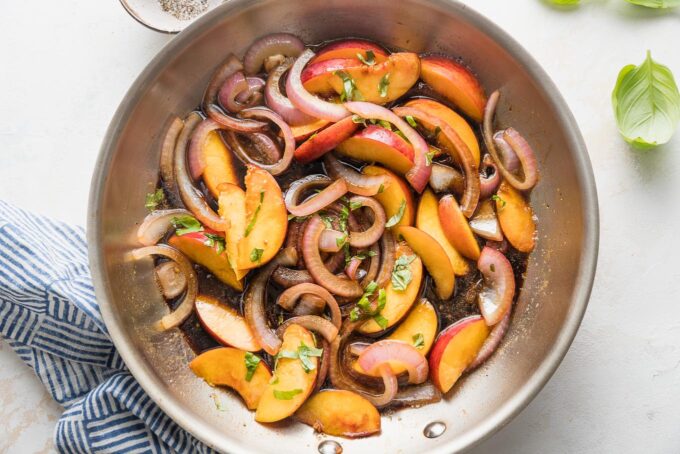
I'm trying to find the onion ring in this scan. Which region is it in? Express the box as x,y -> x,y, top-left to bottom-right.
323,154 -> 387,196
276,283 -> 342,328
285,175 -> 348,217
238,107 -> 295,175
265,59 -> 317,126
159,116 -> 184,206
137,208 -> 193,246
244,33 -> 305,75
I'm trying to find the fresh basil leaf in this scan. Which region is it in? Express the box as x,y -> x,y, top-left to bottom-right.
376,288 -> 387,312
250,247 -> 264,263
204,233 -> 226,255
350,200 -> 363,211
336,233 -> 348,248
335,70 -> 363,102
145,188 -> 165,211
244,191 -> 265,236
405,115 -> 418,128
391,254 -> 417,291
357,50 -> 376,66
395,130 -> 409,143
297,342 -> 323,373
171,215 -> 203,236
373,314 -> 389,330
491,194 -> 507,207
378,184 -> 385,194
379,73 -> 390,98
244,352 -> 261,382
625,0 -> 680,7
273,389 -> 303,400
412,333 -> 425,349
352,115 -> 367,125
385,199 -> 406,228
349,307 -> 361,321
612,51 -> 680,149
425,150 -> 436,166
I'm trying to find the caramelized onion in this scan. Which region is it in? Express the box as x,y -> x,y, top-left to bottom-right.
235,77 -> 265,108
244,33 -> 305,75
477,246 -> 515,325
346,102 -> 431,193
205,104 -> 267,133
276,315 -> 339,344
302,216 -> 363,298
493,131 -> 520,173
218,71 -> 249,113
429,163 -> 464,195
250,132 -> 281,164
159,116 -> 184,206
187,119 -> 221,180
130,245 -> 197,331
345,257 -> 362,280
202,53 -> 243,111
391,382 -> 442,407
360,243 -> 380,287
155,261 -> 187,299
357,340 -> 429,384
285,175 -> 348,217
244,248 -> 298,355
319,229 -> 346,252
265,59 -> 317,126
292,295 -> 326,316
174,113 -> 229,231
393,106 -> 479,217
286,49 -> 351,121
483,91 -> 539,191
347,196 -> 386,248
276,283 -> 341,328
238,107 -> 295,175
467,308 -> 511,371
137,208 -> 192,246
375,231 -> 396,288
479,154 -> 501,199
323,154 -> 387,196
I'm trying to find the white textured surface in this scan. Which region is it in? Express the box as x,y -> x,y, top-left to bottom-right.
1,1 -> 679,453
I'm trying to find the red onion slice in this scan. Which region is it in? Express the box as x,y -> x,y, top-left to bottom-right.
467,308 -> 511,371
238,107 -> 295,175
218,71 -> 249,113
477,246 -> 515,325
375,231 -> 396,288
174,113 -> 229,232
286,49 -> 351,121
159,116 -> 184,206
357,340 -> 429,384
249,132 -> 282,164
469,200 -> 503,242
493,131 -> 520,173
155,261 -> 187,299
285,175 -> 348,217
205,104 -> 268,133
323,154 -> 387,196
137,208 -> 193,246
345,256 -> 362,280
187,119 -> 221,180
347,196 -> 386,248
429,163 -> 465,195
244,33 -> 305,75
130,245 -> 198,331
319,229 -> 346,252
346,102 -> 431,193
244,248 -> 298,355
302,215 -> 363,298
202,53 -> 243,111
292,295 -> 326,316
276,283 -> 342,329
235,77 -> 265,106
276,316 -> 339,345
483,91 -> 539,191
392,106 -> 479,217
265,60 -> 317,126
479,154 -> 501,199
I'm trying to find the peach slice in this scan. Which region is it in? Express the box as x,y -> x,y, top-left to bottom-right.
195,294 -> 260,352
255,324 -> 318,422
438,194 -> 481,261
294,116 -> 359,163
416,189 -> 469,275
387,299 -> 438,355
420,56 -> 487,122
311,39 -> 388,64
359,243 -> 423,334
302,58 -> 360,94
190,347 -> 271,410
429,315 -> 490,393
495,181 -> 536,253
168,231 -> 243,291
295,389 -> 381,438
200,130 -> 240,199
404,98 -> 481,165
291,118 -> 330,142
394,226 -> 455,300
217,183 -> 248,280
337,125 -> 415,174
363,165 -> 415,227
327,52 -> 421,104
236,166 -> 288,270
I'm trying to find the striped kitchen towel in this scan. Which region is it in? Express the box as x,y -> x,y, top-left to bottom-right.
0,201 -> 213,453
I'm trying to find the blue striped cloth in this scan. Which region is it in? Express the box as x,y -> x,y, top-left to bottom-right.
0,201 -> 213,453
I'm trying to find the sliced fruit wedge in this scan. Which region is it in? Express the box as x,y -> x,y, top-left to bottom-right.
295,389 -> 381,438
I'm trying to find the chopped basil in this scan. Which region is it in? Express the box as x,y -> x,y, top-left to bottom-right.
373,313 -> 389,330
297,342 -> 323,373
491,194 -> 507,207
351,283 -> 388,328
378,184 -> 385,194
395,130 -> 409,142
391,254 -> 417,291
338,205 -> 350,232
356,50 -> 376,66
203,233 -> 226,255
412,333 -> 425,349
373,289 -> 388,328
349,307 -> 361,321
244,191 -> 265,237
405,115 -> 418,128
385,199 -> 407,228
145,188 -> 165,211
379,73 -> 390,98
335,70 -> 363,102
348,250 -> 378,263
350,200 -> 363,211
336,233 -> 348,248
374,119 -> 392,130
244,352 -> 261,382
319,213 -> 335,229
171,215 -> 203,236
250,247 -> 264,263
351,115 -> 367,125
273,389 -> 303,400
425,150 -> 436,166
